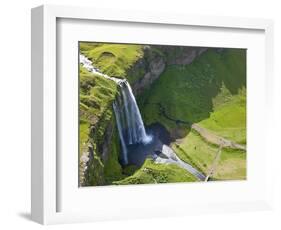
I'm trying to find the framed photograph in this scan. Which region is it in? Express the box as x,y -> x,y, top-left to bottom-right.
31,5 -> 274,224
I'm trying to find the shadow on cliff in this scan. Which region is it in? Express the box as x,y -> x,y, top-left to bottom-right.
137,48 -> 246,140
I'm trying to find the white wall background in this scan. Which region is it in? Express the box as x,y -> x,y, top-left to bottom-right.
0,0 -> 280,229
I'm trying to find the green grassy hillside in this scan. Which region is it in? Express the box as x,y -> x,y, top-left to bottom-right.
199,86 -> 246,144
114,158 -> 198,185
79,42 -> 146,185
139,49 -> 246,138
139,48 -> 246,180
173,131 -> 246,180
79,66 -> 118,157
80,42 -> 143,78
79,66 -> 124,185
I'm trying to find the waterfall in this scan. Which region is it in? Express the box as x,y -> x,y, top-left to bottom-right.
80,54 -> 152,165
117,81 -> 152,143
113,81 -> 153,164
113,101 -> 128,164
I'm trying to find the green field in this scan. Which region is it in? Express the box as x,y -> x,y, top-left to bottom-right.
80,42 -> 143,78
172,131 -> 246,180
79,66 -> 118,157
199,88 -> 246,144
114,158 -> 198,185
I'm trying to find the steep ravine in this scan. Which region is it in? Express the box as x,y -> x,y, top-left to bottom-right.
79,46 -> 209,186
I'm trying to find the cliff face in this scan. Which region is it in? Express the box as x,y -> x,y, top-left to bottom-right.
82,116 -> 122,186
79,67 -> 123,186
127,46 -> 207,95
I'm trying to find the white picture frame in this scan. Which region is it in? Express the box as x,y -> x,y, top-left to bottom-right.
31,4 -> 274,225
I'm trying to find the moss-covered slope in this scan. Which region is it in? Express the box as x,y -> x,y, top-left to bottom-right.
80,42 -> 143,78
114,158 -> 198,185
79,66 -> 124,186
139,49 -> 246,134
138,48 -> 247,180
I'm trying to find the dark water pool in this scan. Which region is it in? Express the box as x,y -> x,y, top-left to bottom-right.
122,123 -> 171,167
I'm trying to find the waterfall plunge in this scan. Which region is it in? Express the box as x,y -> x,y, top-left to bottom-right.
80,54 -> 152,165
113,81 -> 153,164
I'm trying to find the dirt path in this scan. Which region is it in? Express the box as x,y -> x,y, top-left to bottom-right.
153,103 -> 246,151
191,124 -> 246,151
205,144 -> 222,181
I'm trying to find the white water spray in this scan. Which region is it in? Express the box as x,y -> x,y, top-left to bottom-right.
80,54 -> 152,164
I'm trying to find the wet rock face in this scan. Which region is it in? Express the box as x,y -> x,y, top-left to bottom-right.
133,57 -> 165,95
164,46 -> 208,65
129,46 -> 208,95
80,117 -> 117,186
174,48 -> 201,65
101,121 -> 114,162
150,56 -> 166,76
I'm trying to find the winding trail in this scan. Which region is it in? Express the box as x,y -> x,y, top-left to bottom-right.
154,102 -> 246,151
146,102 -> 246,181
191,124 -> 246,151
204,144 -> 222,181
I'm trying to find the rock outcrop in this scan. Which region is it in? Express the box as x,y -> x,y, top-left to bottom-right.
127,45 -> 208,95
81,116 -> 120,186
